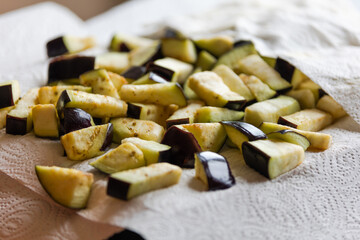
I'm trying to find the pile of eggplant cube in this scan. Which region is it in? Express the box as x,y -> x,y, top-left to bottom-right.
0,29 -> 347,209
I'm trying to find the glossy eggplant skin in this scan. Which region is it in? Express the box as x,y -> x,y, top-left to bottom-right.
5,116 -> 27,135
100,123 -> 114,151
0,84 -> 16,109
146,62 -> 174,82
107,177 -> 130,200
62,108 -> 94,134
242,141 -> 271,178
221,121 -> 267,141
46,36 -> 67,57
48,56 -> 95,84
121,66 -> 146,80
274,58 -> 295,82
196,151 -> 235,190
160,125 -> 201,168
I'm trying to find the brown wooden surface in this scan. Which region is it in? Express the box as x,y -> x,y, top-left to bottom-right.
0,0 -> 127,20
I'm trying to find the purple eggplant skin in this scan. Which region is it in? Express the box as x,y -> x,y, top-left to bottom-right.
274,58 -> 295,82
148,72 -> 169,84
63,108 -> 94,134
146,62 -> 174,82
277,117 -> 298,129
107,175 -> 130,200
160,125 -> 201,168
121,66 -> 146,80
46,36 -> 68,58
48,55 -> 95,84
56,90 -> 71,119
119,43 -> 131,52
196,151 -> 235,190
0,84 -> 16,108
224,100 -> 247,111
242,141 -> 271,179
5,116 -> 27,135
100,123 -> 113,151
166,118 -> 189,129
141,44 -> 163,66
126,103 -> 142,119
220,121 -> 267,141
233,40 -> 253,48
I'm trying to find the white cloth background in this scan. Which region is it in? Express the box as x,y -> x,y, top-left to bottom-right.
1,0 -> 360,239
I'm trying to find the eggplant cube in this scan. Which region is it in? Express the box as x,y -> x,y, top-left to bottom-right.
32,104 -> 59,138
195,151 -> 235,191
107,162 -> 182,200
161,38 -> 197,64
0,80 -> 20,109
242,139 -> 305,179
80,69 -> 119,99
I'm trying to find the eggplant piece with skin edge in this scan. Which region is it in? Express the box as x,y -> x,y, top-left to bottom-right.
107,162 -> 182,200
161,38 -> 197,64
274,58 -> 309,89
238,54 -> 292,92
35,165 -> 93,209
0,80 -> 20,109
62,108 -> 95,134
121,66 -> 146,82
259,122 -> 332,150
154,57 -> 194,84
122,137 -> 171,165
38,85 -> 92,105
110,33 -> 155,52
111,118 -> 164,144
188,71 -> 246,110
239,74 -> 277,102
244,95 -> 300,127
242,139 -> 305,179
130,41 -> 162,66
95,52 -> 129,74
316,95 -> 347,120
0,106 -> 14,129
195,107 -> 244,123
6,88 -> 39,135
278,109 -> 333,132
285,89 -> 315,109
196,51 -> 217,70
90,142 -> 145,174
48,55 -> 95,84
166,100 -> 204,128
221,121 -> 267,153
46,36 -> 95,58
161,125 -> 202,167
56,90 -> 127,119
195,151 -> 235,190
60,123 -> 113,161
267,130 -> 310,151
146,62 -> 176,82
194,36 -> 233,57
120,82 -> 187,107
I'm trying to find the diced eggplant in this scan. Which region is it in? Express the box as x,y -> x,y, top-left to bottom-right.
46,35 -> 95,57
107,162 -> 182,200
122,137 -> 171,165
297,80 -> 322,102
131,72 -> 169,85
285,89 -> 315,109
316,95 -> 347,120
259,122 -> 332,150
188,71 -> 246,110
195,107 -> 244,123
121,66 -> 146,82
111,118 -> 164,143
242,139 -> 304,179
180,123 -> 227,152
161,125 -> 202,167
213,65 -> 255,102
107,71 -> 128,94
60,123 -> 113,161
90,142 -> 145,174
146,62 -> 176,82
278,109 -> 333,132
183,67 -> 201,100
195,151 -> 235,190
130,41 -> 162,66
238,54 -> 292,92
48,55 -> 95,84
35,166 -> 93,209
261,55 -> 276,68
215,41 -> 257,71
120,82 -> 187,107
166,100 -> 204,128
244,95 -> 300,127
127,102 -> 178,127
38,85 -> 92,105
32,104 -> 59,138
239,74 -> 277,102
161,38 -> 197,64
267,130 -> 310,151
0,106 -> 14,129
221,121 -> 267,153
110,33 -> 154,52
56,90 -> 127,118
95,52 -> 129,74
194,36 -> 233,57
274,58 -> 309,89
6,88 -> 39,135
154,57 -> 193,84
195,51 -> 217,70
0,80 -> 20,109
79,69 -> 119,99
62,108 -> 95,134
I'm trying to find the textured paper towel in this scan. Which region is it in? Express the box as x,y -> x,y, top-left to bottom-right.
1,0 -> 360,240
